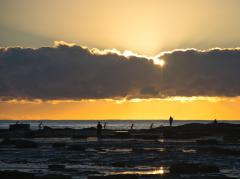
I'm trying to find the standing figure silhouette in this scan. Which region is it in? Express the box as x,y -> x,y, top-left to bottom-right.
150,123 -> 154,129
130,123 -> 134,130
169,116 -> 174,127
104,122 -> 107,129
97,122 -> 102,138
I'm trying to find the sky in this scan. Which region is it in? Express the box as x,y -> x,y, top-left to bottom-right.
0,0 -> 240,120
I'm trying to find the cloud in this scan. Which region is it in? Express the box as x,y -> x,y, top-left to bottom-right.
0,42 -> 240,101
158,48 -> 240,97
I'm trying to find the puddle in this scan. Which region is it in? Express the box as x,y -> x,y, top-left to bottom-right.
182,149 -> 196,153
220,168 -> 240,178
104,148 -> 132,153
144,148 -> 165,152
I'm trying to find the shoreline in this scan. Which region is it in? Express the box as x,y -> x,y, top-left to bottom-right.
0,122 -> 239,179
0,122 -> 240,139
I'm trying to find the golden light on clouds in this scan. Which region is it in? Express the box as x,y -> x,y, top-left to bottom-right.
54,40 -> 165,66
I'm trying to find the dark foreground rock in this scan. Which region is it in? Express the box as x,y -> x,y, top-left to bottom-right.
48,164 -> 65,170
38,174 -> 71,179
88,174 -> 235,179
0,139 -> 38,148
52,142 -> 66,148
111,162 -> 128,168
169,163 -> 219,174
223,135 -> 239,142
9,123 -> 30,131
0,171 -> 71,179
67,145 -> 85,151
88,174 -> 138,179
1,122 -> 240,140
199,147 -> 240,155
160,123 -> 240,139
0,170 -> 35,179
196,139 -> 219,145
88,174 -> 238,179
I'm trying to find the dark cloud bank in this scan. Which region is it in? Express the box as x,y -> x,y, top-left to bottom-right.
0,43 -> 240,101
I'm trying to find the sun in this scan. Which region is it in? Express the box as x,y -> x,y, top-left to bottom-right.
153,58 -> 166,67
159,59 -> 165,67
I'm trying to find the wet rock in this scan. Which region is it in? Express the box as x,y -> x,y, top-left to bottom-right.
9,123 -> 30,131
207,177 -> 238,179
72,135 -> 88,139
0,139 -> 38,148
157,123 -> 240,139
43,126 -> 53,130
25,131 -> 36,138
223,135 -> 239,142
14,140 -> 38,148
48,164 -> 65,171
67,144 -> 85,151
112,131 -> 130,138
132,134 -> 159,140
79,171 -> 101,175
132,147 -> 145,153
199,147 -> 240,155
52,143 -> 66,148
0,170 -> 35,179
112,162 -> 127,168
170,163 -> 219,174
37,174 -> 71,179
88,174 -> 138,179
88,174 -> 178,179
196,139 -> 219,145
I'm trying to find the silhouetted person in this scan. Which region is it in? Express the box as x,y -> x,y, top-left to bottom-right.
169,116 -> 173,127
214,119 -> 218,124
38,121 -> 43,130
104,122 -> 107,129
150,123 -> 154,129
130,123 -> 134,130
97,122 -> 102,138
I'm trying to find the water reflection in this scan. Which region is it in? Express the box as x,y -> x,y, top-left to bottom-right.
114,166 -> 168,175
182,149 -> 196,153
158,139 -> 165,143
144,147 -> 165,152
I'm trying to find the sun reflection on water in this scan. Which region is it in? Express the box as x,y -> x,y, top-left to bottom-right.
116,166 -> 167,175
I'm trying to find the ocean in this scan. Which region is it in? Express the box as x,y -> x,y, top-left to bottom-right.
0,119 -> 240,130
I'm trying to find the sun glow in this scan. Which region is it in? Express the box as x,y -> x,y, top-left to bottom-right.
154,59 -> 165,67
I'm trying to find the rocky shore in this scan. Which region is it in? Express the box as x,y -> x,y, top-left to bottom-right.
0,122 -> 239,179
1,122 -> 240,140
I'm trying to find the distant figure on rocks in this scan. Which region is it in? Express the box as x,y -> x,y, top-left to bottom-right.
150,123 -> 154,129
97,122 -> 102,138
169,116 -> 174,127
104,122 -> 107,129
130,123 -> 134,130
38,121 -> 43,130
214,119 -> 218,124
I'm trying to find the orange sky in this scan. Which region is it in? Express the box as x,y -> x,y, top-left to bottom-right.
1,97 -> 240,120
